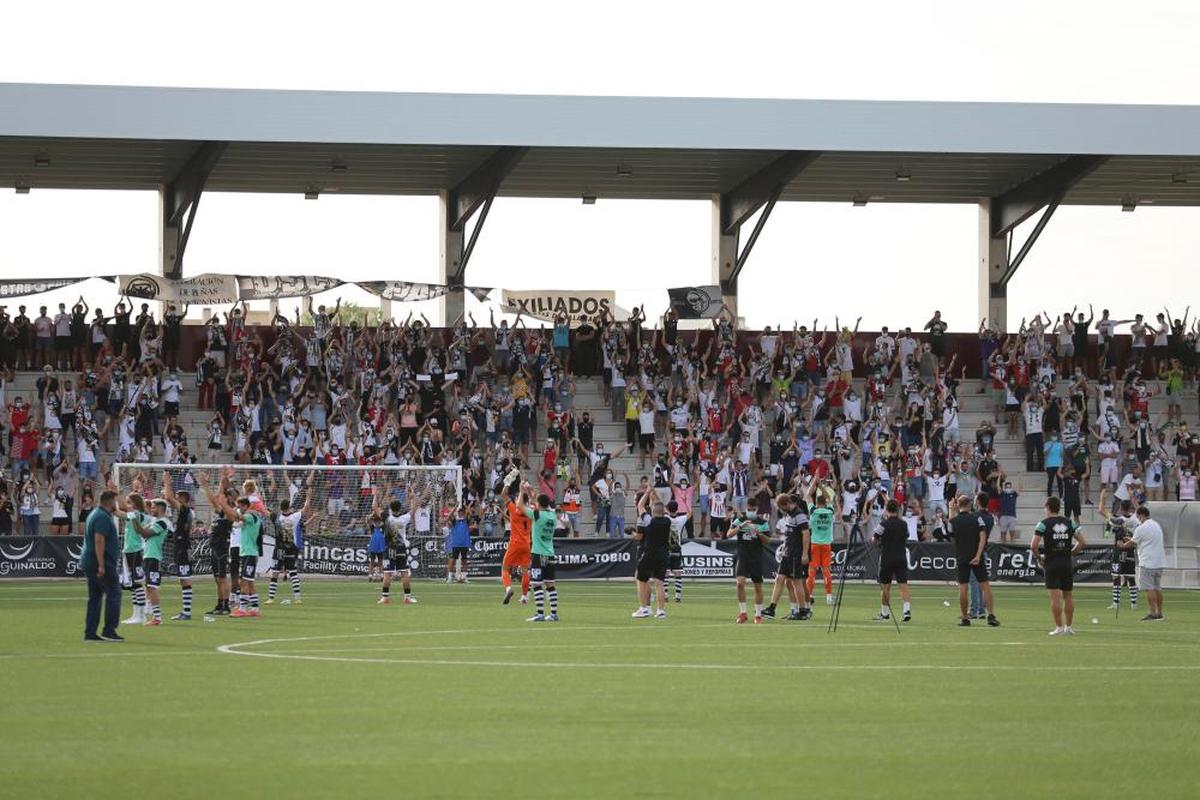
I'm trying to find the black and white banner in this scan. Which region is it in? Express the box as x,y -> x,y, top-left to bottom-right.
119,273 -> 239,305
0,537 -> 86,578
0,277 -> 98,299
236,275 -> 344,300
358,281 -> 451,302
667,285 -> 724,319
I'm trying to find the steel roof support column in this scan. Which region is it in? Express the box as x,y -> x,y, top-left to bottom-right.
159,142 -> 226,280
978,200 -> 1009,332
711,196 -> 740,320
439,190 -> 466,325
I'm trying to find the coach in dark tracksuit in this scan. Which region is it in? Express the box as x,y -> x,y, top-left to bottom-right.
80,490 -> 123,642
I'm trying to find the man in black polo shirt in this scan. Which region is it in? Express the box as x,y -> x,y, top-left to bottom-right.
1030,496 -> 1087,636
949,495 -> 999,627
874,500 -> 912,622
630,492 -> 671,620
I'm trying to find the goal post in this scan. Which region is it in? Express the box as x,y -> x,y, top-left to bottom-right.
110,462 -> 463,581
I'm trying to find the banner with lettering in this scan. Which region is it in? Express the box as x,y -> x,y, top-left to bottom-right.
236,275 -> 344,300
0,277 -> 97,299
501,289 -> 617,324
119,273 -> 239,305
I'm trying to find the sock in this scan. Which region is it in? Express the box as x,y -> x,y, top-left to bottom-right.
549,588 -> 558,615
250,594 -> 259,610
381,585 -> 390,599
790,603 -> 799,614
1112,581 -> 1121,605
903,601 -> 911,613
289,571 -> 301,598
152,604 -> 161,621
502,569 -> 512,589
535,585 -> 545,616
754,604 -> 763,616
881,604 -> 890,618
239,593 -> 248,611
181,588 -> 192,616
403,586 -> 411,596
739,602 -> 747,613
1130,584 -> 1139,605
232,590 -> 241,607
133,587 -> 146,610
521,571 -> 531,594
268,578 -> 278,601
765,602 -> 776,612
673,576 -> 682,600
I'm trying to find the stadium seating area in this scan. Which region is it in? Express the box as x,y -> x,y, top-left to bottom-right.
0,304 -> 1195,544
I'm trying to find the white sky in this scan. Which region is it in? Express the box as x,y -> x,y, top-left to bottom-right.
1,0 -> 1198,330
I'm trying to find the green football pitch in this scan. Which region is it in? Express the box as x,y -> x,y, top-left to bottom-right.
2,579 -> 1197,799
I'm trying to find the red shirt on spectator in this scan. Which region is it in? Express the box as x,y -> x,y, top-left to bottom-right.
825,376 -> 849,409
807,457 -> 831,480
1011,360 -> 1029,389
10,403 -> 30,430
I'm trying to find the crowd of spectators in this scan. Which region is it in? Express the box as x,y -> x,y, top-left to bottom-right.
0,295 -> 1195,545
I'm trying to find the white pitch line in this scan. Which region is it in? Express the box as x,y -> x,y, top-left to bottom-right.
217,631 -> 1200,670
219,650 -> 1200,672
0,650 -> 217,660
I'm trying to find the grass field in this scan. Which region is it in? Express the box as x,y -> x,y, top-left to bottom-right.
2,578 -> 1198,799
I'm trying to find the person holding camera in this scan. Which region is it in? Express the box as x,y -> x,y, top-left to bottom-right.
875,499 -> 912,622
950,495 -> 999,627
1115,506 -> 1167,621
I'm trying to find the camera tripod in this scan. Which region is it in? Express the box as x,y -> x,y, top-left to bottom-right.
827,521 -> 900,635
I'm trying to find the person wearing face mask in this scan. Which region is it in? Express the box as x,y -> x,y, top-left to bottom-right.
1176,462 -> 1197,501
1040,425 -> 1063,497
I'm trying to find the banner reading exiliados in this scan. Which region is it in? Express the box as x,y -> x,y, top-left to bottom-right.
501,289 -> 616,324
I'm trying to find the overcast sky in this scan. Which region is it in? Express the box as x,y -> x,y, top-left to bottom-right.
2,1 -> 1198,330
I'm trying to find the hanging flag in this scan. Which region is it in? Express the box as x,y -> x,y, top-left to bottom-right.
358,281 -> 451,302
236,275 -> 344,300
667,285 -> 724,319
0,277 -> 97,299
119,273 -> 239,305
467,286 -> 494,302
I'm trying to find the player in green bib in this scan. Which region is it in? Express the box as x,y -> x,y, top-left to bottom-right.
140,499 -> 172,626
117,494 -> 150,625
524,491 -> 559,622
806,485 -> 839,606
215,493 -> 265,618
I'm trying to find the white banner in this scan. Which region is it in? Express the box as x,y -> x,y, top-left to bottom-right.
119,273 -> 239,305
0,277 -> 96,299
236,275 -> 343,300
501,289 -> 617,324
358,281 -> 451,302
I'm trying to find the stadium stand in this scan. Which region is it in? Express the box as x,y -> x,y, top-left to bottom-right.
0,300 -> 1195,545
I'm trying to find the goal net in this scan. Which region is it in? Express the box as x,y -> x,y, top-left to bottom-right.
111,463 -> 463,581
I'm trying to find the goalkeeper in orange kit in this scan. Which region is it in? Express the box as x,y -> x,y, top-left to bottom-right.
502,483 -> 533,605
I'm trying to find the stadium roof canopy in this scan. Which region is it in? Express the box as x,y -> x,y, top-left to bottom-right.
3,82 -> 1200,205
3,82 -> 1200,327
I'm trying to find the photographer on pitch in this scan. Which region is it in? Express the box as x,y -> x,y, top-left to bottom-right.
1115,506 -> 1167,621
949,496 -> 999,627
